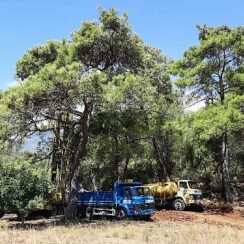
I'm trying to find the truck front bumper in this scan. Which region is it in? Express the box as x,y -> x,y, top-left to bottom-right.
188,199 -> 203,205
127,209 -> 155,216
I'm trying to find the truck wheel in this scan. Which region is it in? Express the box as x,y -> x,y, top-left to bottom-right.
115,208 -> 126,220
173,199 -> 185,211
0,210 -> 4,218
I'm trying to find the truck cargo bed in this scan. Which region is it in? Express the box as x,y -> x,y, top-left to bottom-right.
77,192 -> 114,207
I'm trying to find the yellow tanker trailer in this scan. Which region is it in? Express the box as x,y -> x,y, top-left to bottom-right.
144,180 -> 203,211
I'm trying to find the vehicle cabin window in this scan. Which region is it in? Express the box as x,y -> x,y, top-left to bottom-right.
124,188 -> 131,198
143,187 -> 151,196
133,187 -> 151,196
179,182 -> 188,189
137,188 -> 143,195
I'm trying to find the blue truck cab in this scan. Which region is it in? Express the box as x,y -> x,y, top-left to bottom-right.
77,182 -> 155,220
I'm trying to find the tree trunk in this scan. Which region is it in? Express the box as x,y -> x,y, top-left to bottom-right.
114,136 -> 121,181
152,137 -> 171,182
64,162 -> 79,221
221,132 -> 233,203
17,211 -> 27,225
64,96 -> 93,221
123,157 -> 130,180
91,169 -> 98,191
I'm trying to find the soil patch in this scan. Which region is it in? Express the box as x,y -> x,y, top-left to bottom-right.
152,208 -> 244,229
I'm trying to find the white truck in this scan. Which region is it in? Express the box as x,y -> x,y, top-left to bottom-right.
144,180 -> 203,211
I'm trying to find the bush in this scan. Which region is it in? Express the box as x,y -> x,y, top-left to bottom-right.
0,155 -> 49,223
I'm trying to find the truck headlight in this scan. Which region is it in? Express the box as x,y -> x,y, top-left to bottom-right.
145,199 -> 154,204
189,194 -> 194,200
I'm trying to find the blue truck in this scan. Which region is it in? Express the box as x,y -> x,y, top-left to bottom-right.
77,182 -> 155,220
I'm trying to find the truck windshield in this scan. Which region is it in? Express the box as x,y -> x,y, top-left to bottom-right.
188,181 -> 198,189
131,187 -> 151,196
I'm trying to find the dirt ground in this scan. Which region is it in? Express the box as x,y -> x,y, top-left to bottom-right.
152,208 -> 244,229
0,204 -> 243,229
0,205 -> 243,244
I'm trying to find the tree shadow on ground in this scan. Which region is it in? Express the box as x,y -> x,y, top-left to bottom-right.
2,214 -> 128,230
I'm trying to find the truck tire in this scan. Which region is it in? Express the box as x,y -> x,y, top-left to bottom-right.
173,199 -> 185,211
115,208 -> 126,220
0,209 -> 4,218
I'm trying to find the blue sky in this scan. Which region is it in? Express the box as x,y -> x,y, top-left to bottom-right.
0,0 -> 243,91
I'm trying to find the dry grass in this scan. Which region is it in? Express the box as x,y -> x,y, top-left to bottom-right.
0,220 -> 243,244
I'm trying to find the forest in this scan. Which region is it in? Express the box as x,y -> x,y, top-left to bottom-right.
0,8 -> 243,222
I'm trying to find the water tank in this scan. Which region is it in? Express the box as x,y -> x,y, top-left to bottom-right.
145,182 -> 178,199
